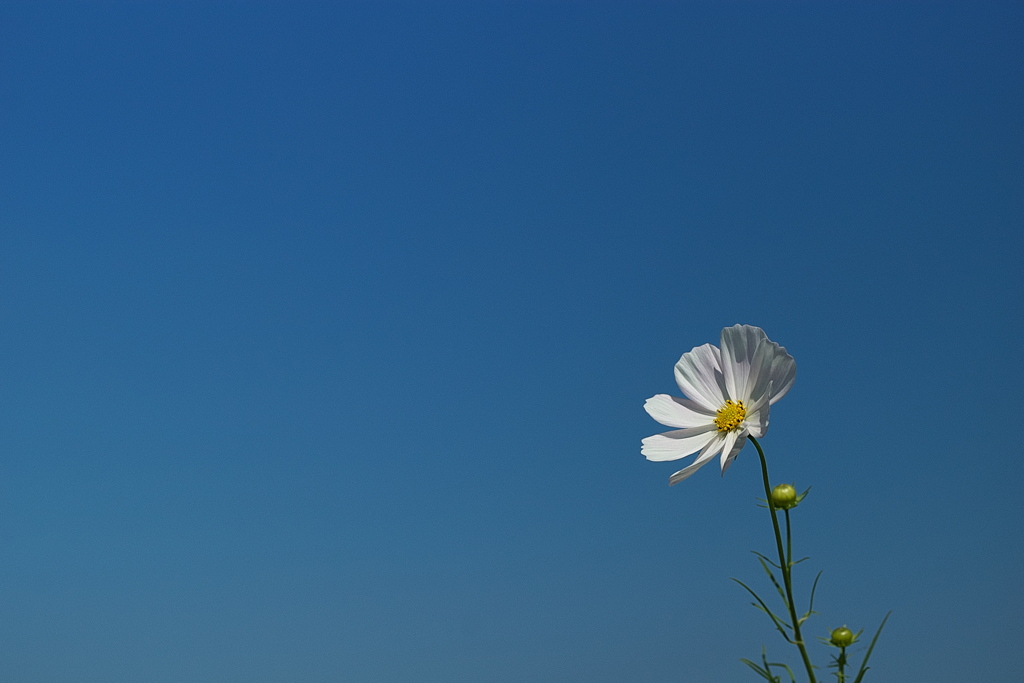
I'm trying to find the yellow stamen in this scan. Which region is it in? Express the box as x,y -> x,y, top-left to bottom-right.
714,400 -> 746,433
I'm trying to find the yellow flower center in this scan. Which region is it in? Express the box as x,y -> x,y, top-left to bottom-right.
714,400 -> 746,433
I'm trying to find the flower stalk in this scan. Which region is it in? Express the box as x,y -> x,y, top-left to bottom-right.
751,436 -> 818,683
828,628 -> 854,683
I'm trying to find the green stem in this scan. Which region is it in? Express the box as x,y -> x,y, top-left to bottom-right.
785,509 -> 793,570
750,436 -> 817,683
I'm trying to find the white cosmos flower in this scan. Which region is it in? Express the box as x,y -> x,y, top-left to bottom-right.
642,325 -> 796,485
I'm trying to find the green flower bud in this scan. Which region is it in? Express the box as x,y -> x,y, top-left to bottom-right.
770,483 -> 798,510
830,626 -> 855,648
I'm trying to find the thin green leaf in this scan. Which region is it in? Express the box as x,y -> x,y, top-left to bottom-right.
739,591 -> 793,634
796,610 -> 819,627
752,550 -> 782,571
795,486 -> 812,504
807,571 -> 823,614
762,654 -> 797,683
798,570 -> 824,625
740,658 -> 775,680
773,662 -> 797,683
739,647 -> 797,683
741,647 -> 781,682
732,578 -> 794,638
852,612 -> 891,683
756,556 -> 789,605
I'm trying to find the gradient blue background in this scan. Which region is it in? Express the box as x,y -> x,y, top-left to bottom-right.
1,2 -> 1021,681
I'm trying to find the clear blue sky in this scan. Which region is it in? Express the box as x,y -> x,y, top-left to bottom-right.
1,2 -> 1021,681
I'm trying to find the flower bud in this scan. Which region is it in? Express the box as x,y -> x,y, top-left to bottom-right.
770,483 -> 798,510
830,626 -> 855,648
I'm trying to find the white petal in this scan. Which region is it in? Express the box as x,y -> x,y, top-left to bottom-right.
644,394 -> 715,429
720,325 -> 767,401
720,432 -> 748,475
745,412 -> 768,439
719,327 -> 797,407
740,335 -> 774,403
747,381 -> 772,414
765,342 -> 796,404
673,343 -> 726,411
668,435 -> 725,485
641,424 -> 718,462
744,382 -> 772,438
717,430 -> 738,473
743,337 -> 796,406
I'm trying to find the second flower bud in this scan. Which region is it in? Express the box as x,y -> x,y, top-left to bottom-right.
770,483 -> 798,510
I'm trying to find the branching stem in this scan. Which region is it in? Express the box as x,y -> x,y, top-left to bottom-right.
750,436 -> 817,683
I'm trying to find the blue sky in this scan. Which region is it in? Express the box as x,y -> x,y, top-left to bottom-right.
0,2 -> 1021,681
